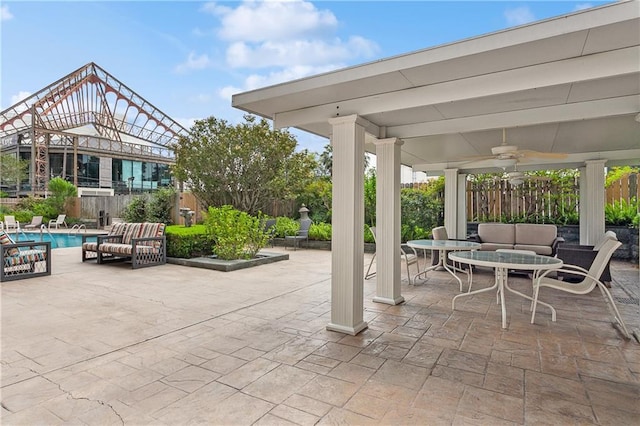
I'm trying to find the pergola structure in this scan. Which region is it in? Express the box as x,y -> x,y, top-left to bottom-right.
0,62 -> 188,194
234,2 -> 639,334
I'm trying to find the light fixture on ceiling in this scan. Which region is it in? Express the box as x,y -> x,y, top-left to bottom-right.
493,157 -> 518,169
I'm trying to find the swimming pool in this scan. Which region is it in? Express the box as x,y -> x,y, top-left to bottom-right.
8,232 -> 101,249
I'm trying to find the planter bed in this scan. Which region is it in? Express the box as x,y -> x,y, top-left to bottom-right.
167,251 -> 288,272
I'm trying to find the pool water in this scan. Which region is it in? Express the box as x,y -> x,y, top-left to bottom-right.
8,232 -> 98,249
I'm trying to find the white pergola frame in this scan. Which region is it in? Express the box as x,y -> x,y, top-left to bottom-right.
233,1 -> 640,335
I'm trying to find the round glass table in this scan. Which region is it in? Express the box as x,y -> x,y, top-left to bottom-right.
406,240 -> 481,291
448,250 -> 563,329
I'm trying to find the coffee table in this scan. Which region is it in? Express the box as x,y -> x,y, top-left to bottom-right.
407,240 -> 481,291
448,250 -> 563,328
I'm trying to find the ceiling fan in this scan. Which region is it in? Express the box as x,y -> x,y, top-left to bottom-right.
496,163 -> 551,186
464,129 -> 567,167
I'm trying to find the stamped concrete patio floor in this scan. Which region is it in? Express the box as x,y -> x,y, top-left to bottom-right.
2,247 -> 638,425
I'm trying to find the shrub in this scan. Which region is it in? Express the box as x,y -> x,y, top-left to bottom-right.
309,222 -> 331,241
17,196 -> 58,222
123,197 -> 148,223
165,225 -> 214,258
204,206 -> 269,260
48,177 -> 78,214
605,198 -> 638,226
274,216 -> 299,238
147,187 -> 176,224
401,187 -> 441,241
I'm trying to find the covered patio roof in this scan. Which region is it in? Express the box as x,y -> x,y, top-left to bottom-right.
233,1 -> 639,336
233,1 -> 640,174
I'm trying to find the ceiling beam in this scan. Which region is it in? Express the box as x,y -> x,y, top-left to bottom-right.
388,96 -> 639,138
413,149 -> 640,173
273,47 -> 639,129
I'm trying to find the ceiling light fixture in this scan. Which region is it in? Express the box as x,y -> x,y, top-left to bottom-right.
493,157 -> 518,169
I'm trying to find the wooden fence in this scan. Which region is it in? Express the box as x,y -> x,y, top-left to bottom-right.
5,173 -> 636,226
466,179 -> 579,222
606,173 -> 639,204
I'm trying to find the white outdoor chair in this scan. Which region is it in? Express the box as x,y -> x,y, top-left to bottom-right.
4,215 -> 20,232
48,214 -> 68,229
365,226 -> 419,284
530,235 -> 631,339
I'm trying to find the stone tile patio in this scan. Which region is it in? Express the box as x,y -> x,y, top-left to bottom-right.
1,246 -> 638,425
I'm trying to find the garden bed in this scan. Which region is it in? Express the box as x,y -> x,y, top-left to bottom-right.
167,251 -> 288,272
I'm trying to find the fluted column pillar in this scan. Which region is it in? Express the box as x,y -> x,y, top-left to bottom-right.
372,137 -> 404,305
580,159 -> 607,245
326,114 -> 368,335
444,169 -> 461,238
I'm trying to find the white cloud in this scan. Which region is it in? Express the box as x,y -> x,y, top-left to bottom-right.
574,3 -> 594,11
188,93 -> 213,103
174,52 -> 213,73
174,117 -> 198,130
205,0 -> 337,43
11,91 -> 32,106
504,6 -> 535,26
1,5 -> 14,21
219,85 -> 243,102
226,36 -> 377,69
219,63 -> 340,101
201,0 -> 378,113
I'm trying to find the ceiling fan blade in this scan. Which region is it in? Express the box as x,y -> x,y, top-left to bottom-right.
519,150 -> 568,159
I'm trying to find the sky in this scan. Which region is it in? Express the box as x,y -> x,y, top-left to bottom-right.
1,0 -> 612,155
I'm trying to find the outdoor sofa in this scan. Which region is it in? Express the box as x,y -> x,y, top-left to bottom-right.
82,222 -> 166,269
468,223 -> 564,256
1,231 -> 51,282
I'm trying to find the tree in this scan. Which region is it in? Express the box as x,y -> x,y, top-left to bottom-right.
173,115 -> 318,215
317,144 -> 333,177
47,177 -> 77,214
0,154 -> 29,192
315,143 -> 371,178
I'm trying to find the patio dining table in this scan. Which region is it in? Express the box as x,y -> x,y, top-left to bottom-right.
448,250 -> 563,329
407,239 -> 481,291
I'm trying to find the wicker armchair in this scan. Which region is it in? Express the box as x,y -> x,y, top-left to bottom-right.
555,231 -> 615,284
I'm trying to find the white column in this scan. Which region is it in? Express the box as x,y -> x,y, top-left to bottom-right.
581,160 -> 607,245
457,173 -> 468,238
372,137 -> 404,305
326,114 -> 368,335
444,169 -> 459,238
579,166 -> 587,243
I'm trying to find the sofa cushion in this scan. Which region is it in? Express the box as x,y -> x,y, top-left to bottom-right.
82,242 -> 98,252
100,243 -> 160,255
109,222 -> 128,236
481,242 -> 515,252
478,223 -> 515,245
515,224 -> 556,246
3,249 -> 47,266
513,244 -> 553,256
0,231 -> 19,256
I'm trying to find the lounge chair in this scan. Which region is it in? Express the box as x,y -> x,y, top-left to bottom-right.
365,226 -> 419,284
48,214 -> 68,229
264,218 -> 277,248
530,233 -> 630,339
4,216 -> 20,232
285,219 -> 312,250
24,216 -> 44,230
